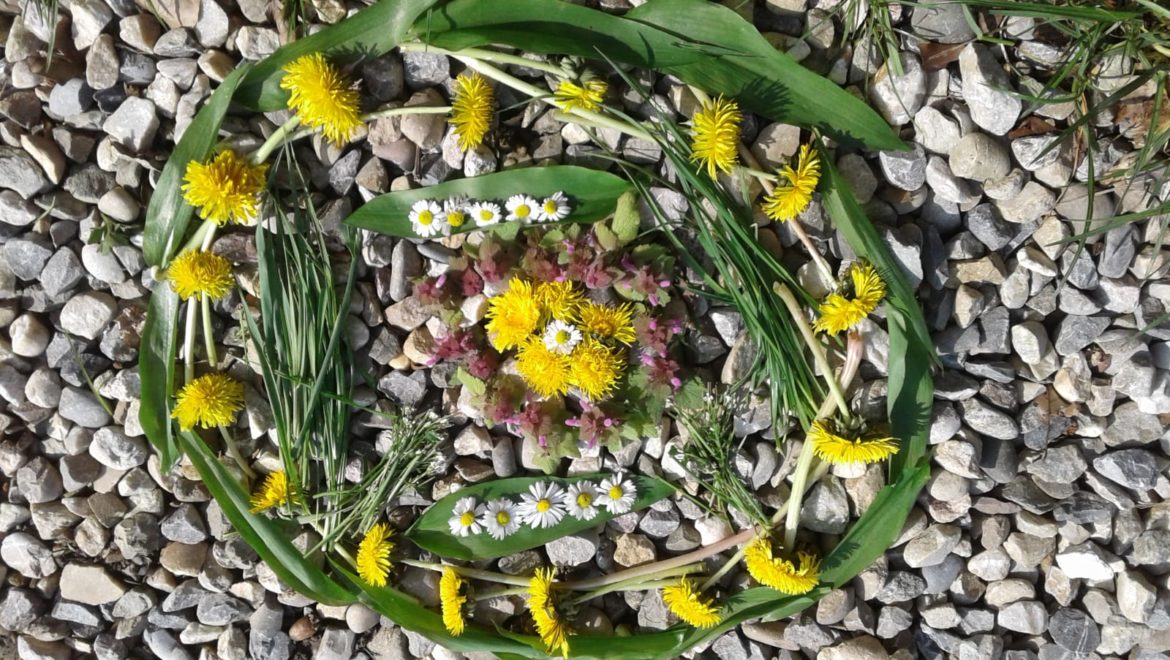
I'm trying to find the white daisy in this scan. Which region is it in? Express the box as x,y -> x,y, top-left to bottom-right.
447,497 -> 485,537
536,192 -> 571,222
597,475 -> 637,514
479,499 -> 521,540
471,201 -> 502,227
443,197 -> 470,232
409,199 -> 443,237
560,481 -> 600,521
542,320 -> 582,354
504,194 -> 539,223
517,482 -> 566,529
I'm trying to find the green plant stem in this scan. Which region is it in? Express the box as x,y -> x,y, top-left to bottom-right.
563,578 -> 680,607
399,41 -> 565,76
218,425 -> 255,478
176,220 -> 215,263
250,106 -> 451,165
773,283 -> 850,418
182,299 -> 197,385
472,586 -> 529,602
784,440 -> 817,549
564,564 -> 704,606
251,115 -> 301,165
400,560 -> 532,587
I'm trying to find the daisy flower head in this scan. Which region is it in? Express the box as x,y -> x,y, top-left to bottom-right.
181,150 -> 268,226
280,53 -> 362,147
577,301 -> 636,344
689,96 -> 741,179
443,197 -> 469,230
663,577 -> 722,628
249,470 -> 294,513
762,142 -> 822,222
568,337 -> 623,401
167,250 -> 234,301
409,199 -> 444,238
171,372 -> 244,431
440,566 -> 468,636
518,482 -> 566,529
447,497 -> 485,537
812,260 -> 887,336
470,201 -> 502,227
479,498 -> 521,540
505,194 -> 539,223
597,474 -> 637,514
561,481 -> 600,521
554,78 -> 608,113
542,320 -> 582,355
450,72 -> 494,151
808,419 -> 899,465
536,191 -> 571,223
535,280 -> 583,323
528,567 -> 572,658
356,522 -> 395,587
517,336 -> 573,398
744,537 -> 821,595
485,279 -> 542,351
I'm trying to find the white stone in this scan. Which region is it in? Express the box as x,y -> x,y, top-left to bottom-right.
59,564 -> 128,605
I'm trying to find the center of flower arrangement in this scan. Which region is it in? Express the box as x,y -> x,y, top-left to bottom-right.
536,498 -> 552,512
576,492 -> 592,507
555,330 -> 571,344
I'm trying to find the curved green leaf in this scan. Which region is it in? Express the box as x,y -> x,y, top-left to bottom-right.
417,0 -> 904,151
406,474 -> 674,561
344,166 -> 633,237
143,64 -> 251,267
138,283 -> 180,470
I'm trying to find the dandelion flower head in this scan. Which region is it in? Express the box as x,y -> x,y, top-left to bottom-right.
528,567 -> 572,658
663,577 -> 722,628
167,250 -> 234,301
171,372 -> 244,431
249,470 -> 294,513
517,336 -> 573,398
440,566 -> 468,636
808,419 -> 899,465
182,150 -> 268,226
535,280 -> 583,323
568,338 -> 623,401
689,96 -> 742,179
813,260 -> 887,336
554,78 -> 608,113
761,142 -> 821,222
356,522 -> 394,587
450,72 -> 494,151
577,301 -> 636,344
744,537 -> 821,595
280,53 -> 363,147
486,279 -> 543,351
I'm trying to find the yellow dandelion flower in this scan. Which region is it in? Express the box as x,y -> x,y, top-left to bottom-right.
812,260 -> 887,335
440,566 -> 467,636
167,250 -> 234,301
808,419 -> 899,465
171,372 -> 244,431
528,568 -> 572,658
577,301 -> 636,344
280,53 -> 363,147
517,336 -> 573,398
662,577 -> 722,628
486,279 -> 543,351
568,338 -> 623,401
356,522 -> 394,587
690,96 -> 742,179
535,280 -> 583,322
554,78 -> 608,113
744,537 -> 821,595
250,470 -> 294,513
450,72 -> 494,151
181,150 -> 268,226
761,143 -> 822,222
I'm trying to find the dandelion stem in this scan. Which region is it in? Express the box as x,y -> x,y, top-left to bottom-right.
218,425 -> 255,478
400,560 -> 532,587
250,106 -> 451,164
472,586 -> 529,602
182,299 -> 197,385
784,439 -> 817,549
175,220 -> 215,264
772,283 -> 851,419
564,565 -> 704,606
251,115 -> 301,165
399,42 -> 566,76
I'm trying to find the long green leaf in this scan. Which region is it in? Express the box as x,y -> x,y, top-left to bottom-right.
406,474 -> 673,561
345,166 -> 633,237
417,0 -> 903,151
179,430 -> 356,605
143,65 -> 251,267
234,0 -> 444,110
138,283 -> 180,470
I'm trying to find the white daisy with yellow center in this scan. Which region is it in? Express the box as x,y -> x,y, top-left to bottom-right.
447,496 -> 485,537
471,201 -> 502,227
517,482 -> 566,529
409,199 -> 443,237
479,499 -> 521,540
443,198 -> 469,232
561,482 -> 600,521
598,475 -> 637,514
542,320 -> 582,354
505,194 -> 539,223
536,191 -> 571,223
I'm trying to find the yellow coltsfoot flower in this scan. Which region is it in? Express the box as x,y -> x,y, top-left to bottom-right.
356,522 -> 394,587
249,470 -> 294,513
568,337 -> 623,401
485,279 -> 543,351
554,78 -> 608,113
808,419 -> 899,465
576,301 -> 636,344
181,150 -> 268,226
517,336 -> 573,398
450,72 -> 494,151
744,537 -> 821,595
280,53 -> 363,147
167,250 -> 234,301
663,577 -> 722,628
440,566 -> 468,636
761,142 -> 821,222
813,260 -> 887,336
528,567 -> 572,658
171,372 -> 245,431
689,96 -> 742,179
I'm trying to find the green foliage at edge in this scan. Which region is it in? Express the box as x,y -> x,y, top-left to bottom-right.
138,283 -> 180,470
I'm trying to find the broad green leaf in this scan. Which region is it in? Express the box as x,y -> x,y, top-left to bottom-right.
455,367 -> 486,396
143,65 -> 250,267
344,166 -> 632,237
611,190 -> 641,245
406,474 -> 674,561
179,430 -> 356,605
418,0 -> 903,151
138,283 -> 180,470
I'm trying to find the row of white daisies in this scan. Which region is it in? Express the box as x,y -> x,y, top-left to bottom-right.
408,192 -> 572,237
446,475 -> 637,540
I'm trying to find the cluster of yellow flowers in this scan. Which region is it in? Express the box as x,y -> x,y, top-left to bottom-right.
485,279 -> 635,401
